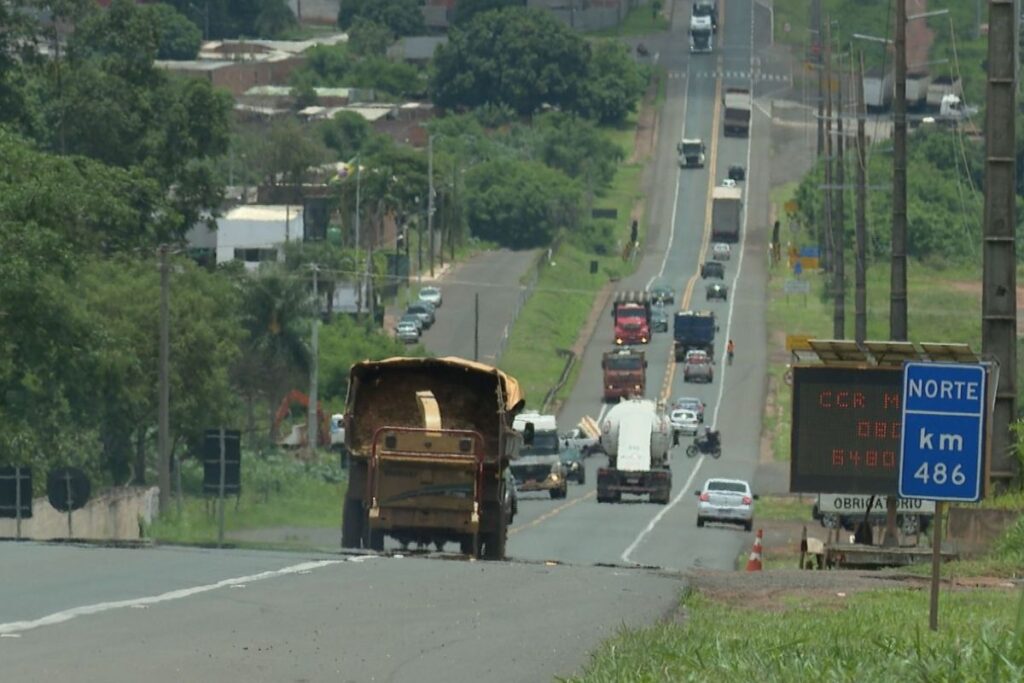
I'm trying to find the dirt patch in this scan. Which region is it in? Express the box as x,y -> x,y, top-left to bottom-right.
629,76 -> 660,166
906,0 -> 936,73
948,280 -> 1024,333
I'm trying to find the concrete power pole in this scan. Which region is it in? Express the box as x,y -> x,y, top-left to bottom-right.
812,0 -> 824,156
308,264 -> 320,456
158,245 -> 170,515
833,49 -> 846,339
885,0 -> 908,545
891,0 -> 908,342
855,50 -> 868,344
822,18 -> 834,274
983,0 -> 1019,487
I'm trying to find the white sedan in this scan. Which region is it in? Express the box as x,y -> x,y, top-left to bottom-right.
418,286 -> 443,307
695,478 -> 757,531
711,242 -> 731,261
670,408 -> 700,437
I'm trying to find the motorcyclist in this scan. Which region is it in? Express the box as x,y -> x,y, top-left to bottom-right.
726,339 -> 735,365
700,425 -> 720,453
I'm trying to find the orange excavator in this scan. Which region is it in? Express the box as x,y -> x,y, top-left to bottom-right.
273,390 -> 331,447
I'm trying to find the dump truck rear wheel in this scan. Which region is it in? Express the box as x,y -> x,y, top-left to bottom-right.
341,498 -> 364,549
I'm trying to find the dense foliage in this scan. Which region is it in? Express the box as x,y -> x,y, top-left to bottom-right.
431,8 -> 644,121
337,0 -> 424,37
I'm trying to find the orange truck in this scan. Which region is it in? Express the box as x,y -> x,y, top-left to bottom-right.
602,347 -> 647,401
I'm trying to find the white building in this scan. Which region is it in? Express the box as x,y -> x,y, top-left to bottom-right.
187,205 -> 305,271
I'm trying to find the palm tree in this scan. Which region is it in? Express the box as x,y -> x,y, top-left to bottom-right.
233,268 -> 312,441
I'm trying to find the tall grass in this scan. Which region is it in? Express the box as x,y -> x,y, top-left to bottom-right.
572,589 -> 1024,682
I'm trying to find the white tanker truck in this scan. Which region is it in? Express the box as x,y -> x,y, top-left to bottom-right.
596,398 -> 674,504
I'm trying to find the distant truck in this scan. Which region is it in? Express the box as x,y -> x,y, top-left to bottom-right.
597,399 -> 674,504
602,347 -> 647,401
341,356 -> 525,559
692,0 -> 718,31
711,186 -> 743,243
677,138 -> 706,167
511,412 -> 569,498
689,14 -> 713,52
612,290 -> 652,345
926,75 -> 962,110
722,87 -> 751,137
863,69 -> 893,111
673,310 -> 717,361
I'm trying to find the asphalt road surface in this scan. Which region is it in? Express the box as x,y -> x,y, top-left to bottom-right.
415,248 -> 540,364
1,1 -> 773,679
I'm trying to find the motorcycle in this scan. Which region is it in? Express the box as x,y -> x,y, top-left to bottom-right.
686,433 -> 722,459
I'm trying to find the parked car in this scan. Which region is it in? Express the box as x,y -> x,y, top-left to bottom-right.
696,478 -> 757,531
503,467 -> 518,524
669,408 -> 700,437
418,286 -> 443,308
652,304 -> 670,333
711,242 -> 731,261
399,313 -> 424,332
683,350 -> 714,383
649,282 -> 675,305
395,320 -> 420,344
700,261 -> 725,279
706,282 -> 728,302
405,302 -> 435,328
673,396 -> 706,423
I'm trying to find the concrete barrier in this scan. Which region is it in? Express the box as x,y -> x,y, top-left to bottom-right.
946,507 -> 1021,558
0,486 -> 159,541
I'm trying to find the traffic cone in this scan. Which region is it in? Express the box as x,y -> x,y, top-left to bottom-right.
745,528 -> 763,572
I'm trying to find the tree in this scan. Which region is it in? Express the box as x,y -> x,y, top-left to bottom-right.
297,45 -> 351,85
452,0 -> 525,25
465,159 -> 580,248
430,8 -> 589,116
347,17 -> 392,58
337,0 -> 424,37
576,40 -> 647,125
141,3 -> 202,60
347,57 -> 422,98
319,110 -> 372,158
533,111 -> 623,189
252,118 -> 328,187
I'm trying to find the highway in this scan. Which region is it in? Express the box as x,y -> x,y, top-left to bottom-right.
508,0 -> 768,572
0,1 -> 773,680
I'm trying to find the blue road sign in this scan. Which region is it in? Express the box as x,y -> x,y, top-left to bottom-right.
899,362 -> 986,502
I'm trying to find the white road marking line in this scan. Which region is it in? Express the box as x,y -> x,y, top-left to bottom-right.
622,1 -> 759,565
646,59 -> 691,289
0,560 -> 342,637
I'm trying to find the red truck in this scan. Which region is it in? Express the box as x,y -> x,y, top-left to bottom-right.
602,348 -> 647,401
612,291 -> 652,345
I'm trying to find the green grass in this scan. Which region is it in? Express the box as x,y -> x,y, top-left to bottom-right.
500,115 -> 645,407
756,494 -> 816,522
147,453 -> 345,546
588,3 -> 669,37
572,588 -> 1024,682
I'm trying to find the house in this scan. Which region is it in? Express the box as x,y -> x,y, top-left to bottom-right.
186,205 -> 305,270
386,36 -> 448,65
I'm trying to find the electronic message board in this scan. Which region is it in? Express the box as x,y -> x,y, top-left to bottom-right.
790,365 -> 903,494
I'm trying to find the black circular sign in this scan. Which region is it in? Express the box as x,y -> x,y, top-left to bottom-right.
46,467 -> 91,512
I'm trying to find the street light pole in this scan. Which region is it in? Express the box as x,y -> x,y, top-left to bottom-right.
428,134 -> 436,278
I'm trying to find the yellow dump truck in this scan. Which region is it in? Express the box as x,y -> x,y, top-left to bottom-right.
341,357 -> 525,559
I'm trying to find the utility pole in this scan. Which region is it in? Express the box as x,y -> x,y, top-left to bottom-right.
307,264 -> 320,456
833,47 -> 846,339
983,0 -> 1019,488
428,135 -> 436,278
355,157 -> 362,314
158,245 -> 171,516
891,0 -> 908,342
812,0 -> 824,156
885,0 -> 908,546
822,17 -> 834,273
855,49 -> 868,344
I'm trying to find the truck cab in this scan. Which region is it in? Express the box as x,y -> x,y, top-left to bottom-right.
692,0 -> 717,31
689,14 -> 713,53
602,347 -> 647,401
612,291 -> 652,345
677,138 -> 706,167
